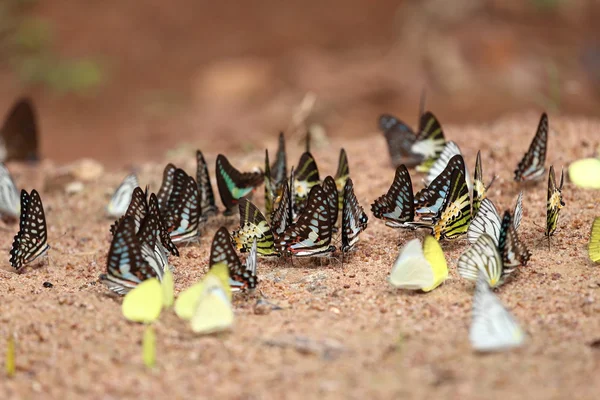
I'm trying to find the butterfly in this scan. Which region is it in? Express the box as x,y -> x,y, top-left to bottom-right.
147,193 -> 179,257
334,148 -> 349,210
270,132 -> 288,188
164,168 -> 203,243
378,114 -> 422,168
121,271 -> 174,323
498,210 -> 530,272
467,194 -> 523,245
322,176 -> 339,228
472,150 -> 496,216
470,274 -> 525,352
109,186 -> 148,235
414,154 -> 467,218
423,142 -> 468,188
264,150 -> 277,219
546,165 -> 565,247
106,173 -> 139,218
389,236 -> 448,292
175,262 -> 231,320
371,164 -> 415,228
156,163 -> 176,211
341,178 -> 368,253
514,112 -> 548,182
100,216 -> 162,295
277,184 -> 335,257
589,217 -> 600,263
457,233 -> 504,287
0,98 -> 39,162
137,205 -> 170,276
231,198 -> 278,257
209,226 -> 258,290
9,189 -> 49,271
293,151 -> 320,215
0,163 -> 20,220
270,175 -> 294,237
429,167 -> 472,240
196,150 -> 218,217
216,154 -> 263,215
569,157 -> 600,189
190,272 -> 234,334
412,111 -> 447,172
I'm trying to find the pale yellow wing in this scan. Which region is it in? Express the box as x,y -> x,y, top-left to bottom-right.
122,278 -> 163,323
191,275 -> 234,334
589,217 -> 600,263
422,235 -> 448,292
569,158 -> 600,189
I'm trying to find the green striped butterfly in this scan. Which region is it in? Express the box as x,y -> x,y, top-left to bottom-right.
231,198 -> 278,257
216,154 -> 263,216
371,164 -> 415,228
293,151 -> 320,215
545,165 -> 565,247
430,167 -> 472,240
413,111 -> 447,172
277,184 -> 335,257
334,148 -> 349,210
264,149 -> 276,219
514,113 -> 548,182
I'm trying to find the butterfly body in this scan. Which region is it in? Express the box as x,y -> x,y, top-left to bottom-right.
231,198 -> 278,257
545,165 -> 565,242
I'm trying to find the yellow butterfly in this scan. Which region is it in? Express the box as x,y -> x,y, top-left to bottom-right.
122,269 -> 174,323
190,274 -> 234,334
389,235 -> 448,292
589,217 -> 600,263
568,158 -> 600,189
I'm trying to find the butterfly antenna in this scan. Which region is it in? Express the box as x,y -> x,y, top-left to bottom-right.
487,174 -> 498,190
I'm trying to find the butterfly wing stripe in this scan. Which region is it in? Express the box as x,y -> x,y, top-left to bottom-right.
467,198 -> 501,245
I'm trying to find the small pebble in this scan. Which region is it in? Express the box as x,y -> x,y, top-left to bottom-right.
43,282 -> 53,288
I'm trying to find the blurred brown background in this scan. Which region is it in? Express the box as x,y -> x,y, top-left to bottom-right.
0,0 -> 599,166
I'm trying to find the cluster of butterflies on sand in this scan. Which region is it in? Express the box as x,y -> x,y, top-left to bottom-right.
2,96 -> 599,349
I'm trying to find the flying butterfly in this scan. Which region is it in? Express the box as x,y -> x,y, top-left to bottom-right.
389,236 -> 448,292
467,194 -> 523,245
231,198 -> 278,257
106,173 -> 139,218
371,164 -> 415,229
545,165 -> 565,247
0,98 -> 39,162
277,184 -> 335,257
164,168 -> 203,243
413,111 -> 447,173
293,151 -> 320,215
0,163 -> 20,220
100,216 -> 161,295
156,163 -> 176,211
514,112 -> 548,182
470,275 -> 525,352
9,189 -> 49,271
457,233 -> 504,288
196,150 -> 218,217
334,148 -> 349,210
109,186 -> 148,236
322,176 -> 339,229
209,226 -> 258,291
414,154 -> 467,218
589,217 -> 600,263
340,178 -> 368,253
216,154 -> 263,215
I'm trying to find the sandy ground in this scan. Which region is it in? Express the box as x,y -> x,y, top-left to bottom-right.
0,113 -> 600,399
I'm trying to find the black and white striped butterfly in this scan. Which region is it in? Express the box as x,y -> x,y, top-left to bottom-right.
106,173 -> 138,217
136,208 -> 169,276
164,168 -> 204,243
467,194 -> 523,245
341,178 -> 368,253
371,164 -> 415,229
0,163 -> 20,220
322,176 -> 339,229
424,141 -> 471,192
156,163 -> 176,211
147,193 -> 179,257
457,233 -> 504,287
100,216 -> 161,295
270,175 -> 294,238
196,150 -> 218,217
470,274 -> 525,352
9,189 -> 49,271
109,186 -> 148,236
277,184 -> 335,257
209,226 -> 258,291
514,112 -> 548,182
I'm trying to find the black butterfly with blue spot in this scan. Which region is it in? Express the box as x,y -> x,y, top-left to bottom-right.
341,178 -> 368,253
371,164 -> 415,229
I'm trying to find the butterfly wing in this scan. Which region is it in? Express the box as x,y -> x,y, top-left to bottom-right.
110,186 -> 148,235
421,235 -> 448,291
210,227 -> 257,290
467,198 -> 501,245
513,192 -> 523,231
425,141 -> 462,187
0,163 -> 20,218
0,98 -> 39,162
157,163 -> 176,211
546,165 -> 565,238
514,112 -> 548,182
389,238 -> 434,290
334,148 -> 349,210
371,164 -> 414,228
432,167 -> 472,240
322,176 -> 339,228
589,217 -> 600,263
271,176 -> 294,237
498,211 -> 531,273
270,132 -> 288,187
196,150 -> 218,216
147,193 -> 179,257
9,189 -> 49,270
415,154 -> 466,217
457,233 -> 503,287
378,114 -> 422,168
341,178 -> 368,252
413,111 -> 447,172
165,170 -> 202,243
470,276 -> 525,352
191,275 -> 234,334
293,151 -> 320,214
231,198 -> 278,256
216,154 -> 263,215
106,173 -> 139,217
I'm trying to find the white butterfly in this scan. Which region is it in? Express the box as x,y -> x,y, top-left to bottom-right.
0,163 -> 19,218
424,141 -> 472,192
457,233 -> 504,287
467,193 -> 523,245
106,174 -> 139,217
470,275 -> 525,352
388,236 -> 448,292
